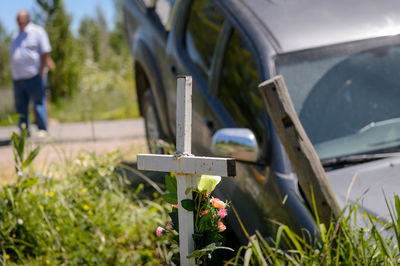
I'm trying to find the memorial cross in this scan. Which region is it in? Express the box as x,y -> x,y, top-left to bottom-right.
137,76 -> 236,265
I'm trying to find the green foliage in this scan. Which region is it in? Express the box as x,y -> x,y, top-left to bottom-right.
0,20 -> 11,88
36,0 -> 82,102
229,197 -> 400,265
11,131 -> 41,175
0,132 -> 179,264
48,58 -> 139,123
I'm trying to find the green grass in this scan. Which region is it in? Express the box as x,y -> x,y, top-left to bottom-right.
229,196 -> 400,265
0,145 -> 178,264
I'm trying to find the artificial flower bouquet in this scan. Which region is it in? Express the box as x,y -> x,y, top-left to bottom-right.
156,173 -> 233,263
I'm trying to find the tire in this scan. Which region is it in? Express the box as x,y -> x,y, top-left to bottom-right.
142,90 -> 164,154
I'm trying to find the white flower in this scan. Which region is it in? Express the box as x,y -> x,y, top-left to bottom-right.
17,218 -> 23,225
196,175 -> 221,194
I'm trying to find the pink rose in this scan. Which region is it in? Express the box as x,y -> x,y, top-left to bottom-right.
200,210 -> 209,216
218,208 -> 227,218
210,197 -> 226,209
172,204 -> 178,209
217,221 -> 226,232
165,221 -> 173,230
156,226 -> 165,237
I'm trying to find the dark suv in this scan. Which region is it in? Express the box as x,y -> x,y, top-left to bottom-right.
124,0 -> 400,242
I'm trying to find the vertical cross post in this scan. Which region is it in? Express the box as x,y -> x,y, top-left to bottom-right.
176,76 -> 195,265
137,76 -> 236,266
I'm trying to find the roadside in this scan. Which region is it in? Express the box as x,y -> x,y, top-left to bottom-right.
0,119 -> 148,183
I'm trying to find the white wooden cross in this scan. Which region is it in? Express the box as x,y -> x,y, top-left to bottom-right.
137,76 -> 236,266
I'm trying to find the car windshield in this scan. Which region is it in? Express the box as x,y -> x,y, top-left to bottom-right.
276,36 -> 400,161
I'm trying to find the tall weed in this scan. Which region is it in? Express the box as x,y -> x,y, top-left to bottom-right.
229,195 -> 400,265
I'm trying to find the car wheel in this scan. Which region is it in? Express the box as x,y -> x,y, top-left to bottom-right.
142,90 -> 164,154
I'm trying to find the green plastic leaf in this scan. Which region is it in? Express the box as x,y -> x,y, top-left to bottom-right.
162,192 -> 177,204
165,174 -> 177,193
205,232 -> 223,246
21,146 -> 41,170
187,243 -> 233,259
198,213 -> 213,233
169,211 -> 179,232
181,199 -> 194,211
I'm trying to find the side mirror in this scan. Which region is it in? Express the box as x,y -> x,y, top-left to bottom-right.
211,128 -> 259,163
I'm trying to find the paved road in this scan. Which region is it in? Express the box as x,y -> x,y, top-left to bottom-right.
0,119 -> 145,144
0,119 -> 148,182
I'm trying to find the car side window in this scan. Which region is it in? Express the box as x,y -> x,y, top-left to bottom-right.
185,0 -> 225,78
218,29 -> 264,142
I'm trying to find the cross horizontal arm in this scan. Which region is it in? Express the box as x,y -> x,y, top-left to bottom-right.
137,154 -> 236,177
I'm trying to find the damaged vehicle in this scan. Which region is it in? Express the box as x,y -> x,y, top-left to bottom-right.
124,0 -> 400,243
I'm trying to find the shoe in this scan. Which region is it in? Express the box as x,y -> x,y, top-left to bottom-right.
36,130 -> 48,138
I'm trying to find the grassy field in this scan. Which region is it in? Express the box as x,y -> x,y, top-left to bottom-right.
0,59 -> 140,127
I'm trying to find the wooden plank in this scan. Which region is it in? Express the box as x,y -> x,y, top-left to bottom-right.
258,75 -> 339,225
137,154 -> 236,177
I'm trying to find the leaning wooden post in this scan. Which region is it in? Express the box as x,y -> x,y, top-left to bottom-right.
137,76 -> 236,266
258,75 -> 339,226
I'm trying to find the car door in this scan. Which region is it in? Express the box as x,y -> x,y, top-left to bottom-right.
164,0 -> 226,155
202,21 -> 307,243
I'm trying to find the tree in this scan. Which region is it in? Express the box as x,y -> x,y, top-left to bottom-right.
35,0 -> 82,102
0,20 -> 11,88
78,5 -> 109,63
109,0 -> 128,56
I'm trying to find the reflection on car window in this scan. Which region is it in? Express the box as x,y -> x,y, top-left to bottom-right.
219,30 -> 263,141
155,0 -> 175,29
143,0 -> 175,30
278,42 -> 400,160
185,0 -> 225,77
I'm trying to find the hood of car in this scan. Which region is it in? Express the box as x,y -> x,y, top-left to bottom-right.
243,0 -> 400,53
326,156 -> 400,222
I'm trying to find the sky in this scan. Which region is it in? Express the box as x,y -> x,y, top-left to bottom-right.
0,0 -> 115,35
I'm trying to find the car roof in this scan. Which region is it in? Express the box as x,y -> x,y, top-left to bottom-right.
242,0 -> 400,53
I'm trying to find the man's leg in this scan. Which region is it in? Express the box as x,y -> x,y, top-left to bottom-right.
13,79 -> 30,132
28,75 -> 47,131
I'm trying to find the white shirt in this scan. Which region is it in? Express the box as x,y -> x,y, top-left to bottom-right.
10,22 -> 52,80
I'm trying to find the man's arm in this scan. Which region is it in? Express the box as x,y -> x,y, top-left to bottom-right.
39,52 -> 55,77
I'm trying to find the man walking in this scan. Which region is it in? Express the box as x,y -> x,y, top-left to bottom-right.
10,10 -> 54,137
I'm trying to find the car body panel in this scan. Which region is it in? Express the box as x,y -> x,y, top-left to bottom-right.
243,0 -> 400,53
327,157 -> 400,221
